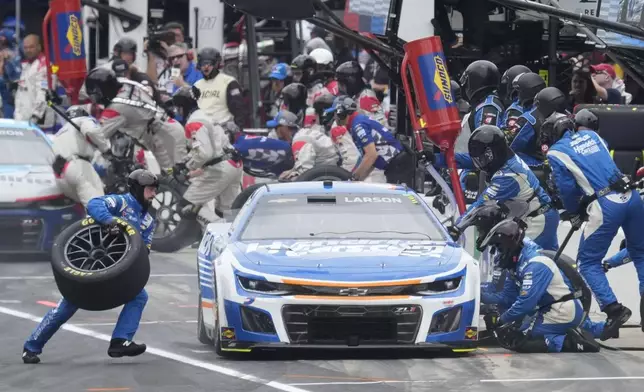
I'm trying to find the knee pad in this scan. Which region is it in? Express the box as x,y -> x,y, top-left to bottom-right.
514,337 -> 550,353
562,328 -> 600,353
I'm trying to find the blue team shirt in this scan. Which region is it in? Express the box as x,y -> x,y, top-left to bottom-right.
87,193 -> 155,248
348,114 -> 402,170
233,134 -> 294,175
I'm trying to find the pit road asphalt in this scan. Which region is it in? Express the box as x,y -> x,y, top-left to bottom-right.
2,244 -> 644,392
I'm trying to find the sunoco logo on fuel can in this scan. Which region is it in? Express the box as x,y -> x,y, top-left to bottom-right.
433,56 -> 453,103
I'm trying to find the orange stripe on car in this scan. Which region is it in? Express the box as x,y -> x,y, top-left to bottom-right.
293,295 -> 411,301
201,301 -> 214,308
281,278 -> 421,288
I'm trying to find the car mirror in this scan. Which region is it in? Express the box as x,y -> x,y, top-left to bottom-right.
223,0 -> 316,20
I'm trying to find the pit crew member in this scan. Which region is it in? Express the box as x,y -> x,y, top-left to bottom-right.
541,111 -> 644,340
192,47 -> 247,128
291,54 -> 330,127
478,218 -> 605,353
328,96 -> 411,184
309,47 -> 339,95
51,106 -> 111,206
171,87 -> 242,221
443,125 -> 559,251
266,83 -> 308,127
84,67 -> 187,170
313,92 -> 360,173
498,64 -> 531,131
507,72 -> 547,163
272,110 -> 340,180
22,169 -> 159,364
335,61 -> 387,125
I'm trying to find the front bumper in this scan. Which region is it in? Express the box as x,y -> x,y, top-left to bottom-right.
0,207 -> 81,253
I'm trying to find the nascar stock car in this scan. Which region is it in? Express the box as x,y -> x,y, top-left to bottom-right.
196,181 -> 480,356
0,120 -> 84,255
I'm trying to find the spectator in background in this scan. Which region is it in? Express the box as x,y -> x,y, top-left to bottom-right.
165,43 -> 203,94
593,63 -> 632,104
0,27 -> 21,118
591,64 -> 625,104
568,67 -> 621,111
145,21 -> 184,96
268,63 -> 290,117
14,34 -> 55,131
304,26 -> 331,54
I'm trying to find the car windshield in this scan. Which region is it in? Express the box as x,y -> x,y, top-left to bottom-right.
0,128 -> 53,165
239,193 -> 445,241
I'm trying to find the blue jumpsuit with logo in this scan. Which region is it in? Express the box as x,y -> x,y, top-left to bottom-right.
349,113 -> 402,170
501,100 -> 526,139
233,134 -> 294,176
436,153 -> 559,251
509,107 -> 545,167
547,130 -> 644,309
483,238 -> 604,352
24,193 -> 154,354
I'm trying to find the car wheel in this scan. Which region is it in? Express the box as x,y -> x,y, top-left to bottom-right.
295,165 -> 353,182
231,183 -> 265,211
197,294 -> 214,345
149,179 -> 200,253
50,218 -> 150,311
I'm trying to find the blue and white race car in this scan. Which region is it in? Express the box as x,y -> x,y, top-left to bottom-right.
196,181 -> 481,356
0,120 -> 83,255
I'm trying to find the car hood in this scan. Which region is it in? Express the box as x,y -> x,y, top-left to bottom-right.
231,240 -> 464,281
0,164 -> 59,203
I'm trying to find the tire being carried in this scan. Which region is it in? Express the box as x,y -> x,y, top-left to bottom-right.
149,175 -> 201,253
295,165 -> 352,182
50,217 -> 150,311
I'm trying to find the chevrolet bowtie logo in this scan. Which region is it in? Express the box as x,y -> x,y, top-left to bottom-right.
338,288 -> 369,296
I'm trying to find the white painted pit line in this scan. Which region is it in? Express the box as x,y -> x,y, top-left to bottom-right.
481,376 -> 644,383
0,306 -> 309,392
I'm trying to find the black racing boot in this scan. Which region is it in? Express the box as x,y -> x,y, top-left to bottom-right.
562,328 -> 601,353
22,349 -> 40,364
600,302 -> 632,341
107,338 -> 147,358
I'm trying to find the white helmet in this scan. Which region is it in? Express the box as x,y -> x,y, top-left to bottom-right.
310,48 -> 334,66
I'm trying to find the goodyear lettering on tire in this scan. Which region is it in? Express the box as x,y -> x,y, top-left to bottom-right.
115,218 -> 137,236
63,266 -> 93,276
81,218 -> 95,226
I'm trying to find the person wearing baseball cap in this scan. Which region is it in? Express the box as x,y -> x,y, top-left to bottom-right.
590,64 -> 623,104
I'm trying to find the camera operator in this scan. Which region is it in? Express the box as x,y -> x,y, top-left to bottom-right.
144,22 -> 186,95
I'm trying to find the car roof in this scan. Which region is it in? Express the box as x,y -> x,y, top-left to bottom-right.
0,119 -> 52,146
256,181 -> 419,196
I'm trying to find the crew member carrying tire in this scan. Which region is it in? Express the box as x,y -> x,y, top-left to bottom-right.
192,47 -> 247,129
326,95 -> 412,184
171,87 -> 243,223
51,106 -> 111,206
84,67 -> 187,171
271,110 -> 341,181
22,169 -> 159,364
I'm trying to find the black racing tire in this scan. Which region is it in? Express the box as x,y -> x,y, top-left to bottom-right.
231,183 -> 266,211
50,218 -> 150,311
295,165 -> 352,182
197,294 -> 214,345
150,177 -> 200,253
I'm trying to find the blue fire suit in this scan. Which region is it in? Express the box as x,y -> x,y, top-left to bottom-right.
232,134 -> 294,176
547,130 -> 644,309
436,153 -> 559,251
501,99 -> 526,141
483,239 -> 605,352
348,113 -> 402,171
461,94 -> 505,200
510,106 -> 546,167
23,193 -> 154,354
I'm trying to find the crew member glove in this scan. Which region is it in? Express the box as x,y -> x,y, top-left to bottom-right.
483,311 -> 501,331
446,225 -> 461,241
46,90 -> 63,105
104,220 -> 121,236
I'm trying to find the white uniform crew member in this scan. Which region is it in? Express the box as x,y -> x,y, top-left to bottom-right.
192,47 -> 248,129
171,87 -> 242,223
51,106 -> 111,206
272,110 -> 341,180
84,67 -> 187,170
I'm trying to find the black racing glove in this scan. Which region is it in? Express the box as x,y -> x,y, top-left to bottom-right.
46,89 -> 63,106
446,225 -> 460,241
104,220 -> 121,236
483,311 -> 501,331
